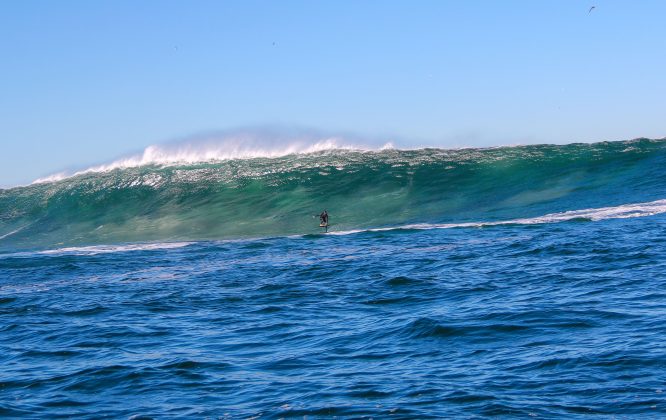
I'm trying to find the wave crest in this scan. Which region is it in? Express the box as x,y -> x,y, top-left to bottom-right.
33,130 -> 394,184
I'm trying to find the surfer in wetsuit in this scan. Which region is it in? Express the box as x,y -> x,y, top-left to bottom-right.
320,210 -> 328,226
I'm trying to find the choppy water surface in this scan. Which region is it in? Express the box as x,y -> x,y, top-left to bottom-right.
2,140 -> 666,417
2,215 -> 666,418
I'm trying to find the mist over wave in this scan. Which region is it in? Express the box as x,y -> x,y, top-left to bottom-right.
2,137 -> 666,250
32,129 -> 395,184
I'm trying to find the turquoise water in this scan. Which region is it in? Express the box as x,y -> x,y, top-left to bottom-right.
1,139 -> 666,417
3,139 -> 666,250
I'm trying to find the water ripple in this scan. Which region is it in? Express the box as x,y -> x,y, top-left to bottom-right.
2,216 -> 666,417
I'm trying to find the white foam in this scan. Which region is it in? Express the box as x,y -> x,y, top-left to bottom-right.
0,226 -> 27,240
38,242 -> 194,256
327,199 -> 666,235
0,221 -> 40,241
32,172 -> 69,184
0,242 -> 195,259
31,133 -> 394,185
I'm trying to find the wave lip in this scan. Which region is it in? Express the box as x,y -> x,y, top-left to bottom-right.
32,131 -> 394,185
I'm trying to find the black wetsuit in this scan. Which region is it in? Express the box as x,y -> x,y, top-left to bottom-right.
320,212 -> 328,225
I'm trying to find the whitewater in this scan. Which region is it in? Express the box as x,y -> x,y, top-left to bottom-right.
2,138 -> 666,418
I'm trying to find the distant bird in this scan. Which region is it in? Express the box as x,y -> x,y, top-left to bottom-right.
588,6 -> 596,13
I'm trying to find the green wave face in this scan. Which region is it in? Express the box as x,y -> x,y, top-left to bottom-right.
2,139 -> 666,250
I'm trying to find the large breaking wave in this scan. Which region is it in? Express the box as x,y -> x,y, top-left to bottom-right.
2,137 -> 666,250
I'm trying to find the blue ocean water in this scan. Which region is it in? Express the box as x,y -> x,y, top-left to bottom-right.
2,140 -> 666,418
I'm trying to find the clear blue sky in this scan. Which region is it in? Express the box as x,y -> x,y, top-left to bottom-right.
1,0 -> 665,186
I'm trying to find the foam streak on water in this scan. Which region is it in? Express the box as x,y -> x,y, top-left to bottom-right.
328,198 -> 666,235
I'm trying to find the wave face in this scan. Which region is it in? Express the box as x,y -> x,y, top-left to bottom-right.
2,138 -> 666,250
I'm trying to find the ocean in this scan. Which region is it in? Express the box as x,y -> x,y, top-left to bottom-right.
1,139 -> 666,418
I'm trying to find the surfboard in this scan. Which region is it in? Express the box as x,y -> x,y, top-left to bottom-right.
319,223 -> 328,228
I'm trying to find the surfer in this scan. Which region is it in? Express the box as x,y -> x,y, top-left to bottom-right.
319,210 -> 328,226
